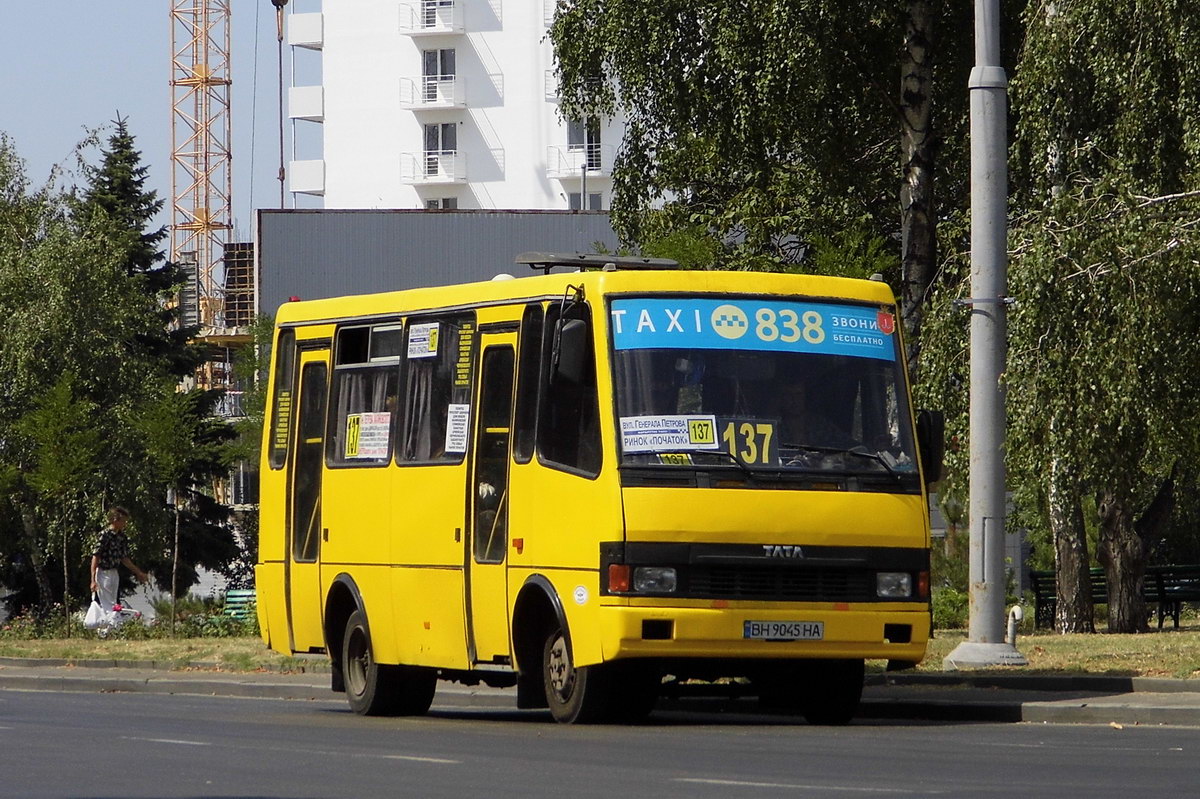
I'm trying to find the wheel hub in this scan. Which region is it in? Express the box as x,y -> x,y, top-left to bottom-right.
547,635 -> 574,699
346,629 -> 369,695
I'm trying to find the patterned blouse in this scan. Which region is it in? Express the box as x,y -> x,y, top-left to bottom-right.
94,529 -> 130,570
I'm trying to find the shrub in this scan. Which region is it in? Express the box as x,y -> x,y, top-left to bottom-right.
0,598 -> 258,641
0,605 -> 88,639
932,586 -> 969,629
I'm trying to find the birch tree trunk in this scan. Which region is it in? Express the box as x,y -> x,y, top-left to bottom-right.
17,503 -> 53,611
1048,453 -> 1093,632
900,0 -> 937,381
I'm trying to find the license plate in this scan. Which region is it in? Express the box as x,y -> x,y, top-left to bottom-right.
743,620 -> 824,641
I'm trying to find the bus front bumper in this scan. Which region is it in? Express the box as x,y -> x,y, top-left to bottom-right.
598,604 -> 930,664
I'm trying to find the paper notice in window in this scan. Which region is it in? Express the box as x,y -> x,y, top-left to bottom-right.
620,415 -> 720,453
408,322 -> 440,358
445,403 -> 470,453
354,412 -> 391,458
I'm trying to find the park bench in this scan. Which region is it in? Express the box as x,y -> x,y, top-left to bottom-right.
223,588 -> 256,620
1146,565 -> 1200,630
1029,565 -> 1200,630
1029,568 -> 1106,630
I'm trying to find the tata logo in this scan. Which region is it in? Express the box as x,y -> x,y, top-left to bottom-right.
762,545 -> 804,558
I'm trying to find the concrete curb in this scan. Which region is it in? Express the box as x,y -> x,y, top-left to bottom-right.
868,672 -> 1200,694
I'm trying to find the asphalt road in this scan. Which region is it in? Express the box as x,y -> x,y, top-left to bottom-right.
3,688 -> 1198,799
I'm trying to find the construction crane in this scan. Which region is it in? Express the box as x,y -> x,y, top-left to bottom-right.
170,1 -> 256,507
169,1 -> 254,383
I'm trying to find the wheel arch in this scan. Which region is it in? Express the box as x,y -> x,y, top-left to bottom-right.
512,574 -> 569,677
325,574 -> 365,692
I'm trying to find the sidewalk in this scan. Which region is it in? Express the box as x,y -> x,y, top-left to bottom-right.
3,657 -> 1200,726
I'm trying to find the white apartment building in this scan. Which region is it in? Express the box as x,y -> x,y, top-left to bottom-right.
286,0 -> 624,211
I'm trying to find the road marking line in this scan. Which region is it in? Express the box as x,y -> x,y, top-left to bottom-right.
675,778 -> 932,793
376,754 -> 460,764
124,736 -> 211,746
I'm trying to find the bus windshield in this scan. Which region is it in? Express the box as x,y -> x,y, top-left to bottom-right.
610,296 -> 918,481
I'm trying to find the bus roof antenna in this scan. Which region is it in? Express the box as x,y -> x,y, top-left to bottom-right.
515,252 -> 680,274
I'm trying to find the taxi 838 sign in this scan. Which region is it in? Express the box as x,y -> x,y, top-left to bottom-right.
609,298 -> 896,361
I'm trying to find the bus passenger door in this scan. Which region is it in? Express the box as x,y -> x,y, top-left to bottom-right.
468,337 -> 515,663
287,352 -> 329,653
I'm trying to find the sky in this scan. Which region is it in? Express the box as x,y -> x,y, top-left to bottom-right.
0,2 -> 291,240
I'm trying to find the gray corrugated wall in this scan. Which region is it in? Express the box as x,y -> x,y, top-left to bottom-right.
257,209 -> 620,316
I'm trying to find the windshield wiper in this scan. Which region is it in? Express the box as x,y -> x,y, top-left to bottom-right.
781,443 -> 903,479
637,449 -> 761,481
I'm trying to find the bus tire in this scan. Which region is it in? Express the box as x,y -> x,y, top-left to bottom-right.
343,609 -> 436,716
800,658 -> 864,726
542,625 -> 610,724
606,660 -> 659,723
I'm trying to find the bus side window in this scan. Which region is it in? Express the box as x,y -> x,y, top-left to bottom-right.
513,303 -> 544,464
268,328 -> 297,470
399,313 -> 476,463
326,324 -> 401,467
538,302 -> 601,476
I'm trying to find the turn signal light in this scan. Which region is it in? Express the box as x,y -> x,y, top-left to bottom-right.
608,564 -> 631,593
918,570 -> 930,599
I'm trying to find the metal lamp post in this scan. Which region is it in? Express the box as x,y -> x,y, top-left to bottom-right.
944,0 -> 1028,669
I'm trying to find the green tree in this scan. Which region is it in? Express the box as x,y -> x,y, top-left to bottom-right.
1003,0 -> 1200,633
0,133 -> 160,611
0,123 -> 239,616
77,117 -> 198,377
75,119 -> 238,601
548,0 -> 981,375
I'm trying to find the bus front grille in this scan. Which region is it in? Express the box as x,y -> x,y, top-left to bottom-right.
687,566 -> 874,602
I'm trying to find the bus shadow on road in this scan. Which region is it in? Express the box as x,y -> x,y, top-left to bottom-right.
417,702 -> 982,728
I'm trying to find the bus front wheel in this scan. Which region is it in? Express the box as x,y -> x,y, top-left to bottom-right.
343,609 -> 436,716
542,627 -> 610,723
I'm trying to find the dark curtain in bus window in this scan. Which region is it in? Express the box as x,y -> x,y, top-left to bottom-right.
401,315 -> 476,462
294,362 -> 327,563
513,303 -> 544,463
268,329 -> 296,470
327,366 -> 399,466
538,303 -> 601,476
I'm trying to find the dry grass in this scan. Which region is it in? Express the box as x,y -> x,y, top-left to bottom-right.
0,636 -> 308,672
923,625 -> 1200,678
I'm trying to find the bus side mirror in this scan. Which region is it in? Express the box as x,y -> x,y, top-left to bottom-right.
915,409 -> 945,486
552,318 -> 588,385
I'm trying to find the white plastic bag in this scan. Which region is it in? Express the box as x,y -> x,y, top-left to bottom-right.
84,597 -> 108,630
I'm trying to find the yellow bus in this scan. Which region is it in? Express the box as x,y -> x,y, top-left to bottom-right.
256,253 -> 942,724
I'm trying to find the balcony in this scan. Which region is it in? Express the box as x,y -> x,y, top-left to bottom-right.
287,12 -> 323,49
401,150 -> 467,184
399,0 -> 464,36
400,75 -> 466,109
288,85 -> 324,122
544,0 -> 559,25
546,144 -> 614,180
289,159 -> 325,196
544,70 -> 559,102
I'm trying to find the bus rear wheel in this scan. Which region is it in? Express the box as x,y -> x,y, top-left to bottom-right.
343,609 -> 437,716
542,626 -> 611,724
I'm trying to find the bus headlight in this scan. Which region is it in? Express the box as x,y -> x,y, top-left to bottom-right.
634,567 -> 678,593
876,572 -> 912,598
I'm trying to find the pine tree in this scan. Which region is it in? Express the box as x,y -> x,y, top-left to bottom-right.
79,117 -> 199,378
